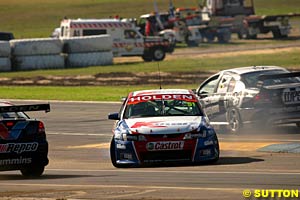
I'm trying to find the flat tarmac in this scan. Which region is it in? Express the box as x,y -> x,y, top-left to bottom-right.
0,100 -> 300,200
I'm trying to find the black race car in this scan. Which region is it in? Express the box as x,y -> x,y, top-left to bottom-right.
196,66 -> 300,133
0,101 -> 50,177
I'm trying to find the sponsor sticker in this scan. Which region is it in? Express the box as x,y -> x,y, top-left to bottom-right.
128,94 -> 197,105
0,142 -> 38,154
146,141 -> 184,151
0,156 -> 32,166
282,88 -> 300,104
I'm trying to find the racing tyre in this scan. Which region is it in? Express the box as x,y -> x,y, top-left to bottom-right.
110,137 -> 121,168
227,108 -> 243,134
20,165 -> 45,177
152,48 -> 165,61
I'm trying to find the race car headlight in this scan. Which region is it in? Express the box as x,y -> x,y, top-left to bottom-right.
115,129 -> 130,140
122,133 -> 147,142
184,127 -> 215,140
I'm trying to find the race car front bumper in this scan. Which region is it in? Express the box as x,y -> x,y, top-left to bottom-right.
113,134 -> 219,166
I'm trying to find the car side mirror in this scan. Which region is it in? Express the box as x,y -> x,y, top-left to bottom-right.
108,113 -> 120,120
198,91 -> 208,98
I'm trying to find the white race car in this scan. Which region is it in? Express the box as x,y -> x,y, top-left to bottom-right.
108,89 -> 219,167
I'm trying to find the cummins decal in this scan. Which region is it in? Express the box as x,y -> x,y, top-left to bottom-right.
0,142 -> 38,154
0,156 -> 32,166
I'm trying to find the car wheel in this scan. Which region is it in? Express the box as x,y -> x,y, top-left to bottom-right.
20,165 -> 45,177
152,48 -> 165,61
272,29 -> 288,39
237,28 -> 247,39
205,143 -> 219,164
110,137 -> 119,168
227,108 -> 243,133
142,52 -> 153,62
296,122 -> 300,128
217,31 -> 231,43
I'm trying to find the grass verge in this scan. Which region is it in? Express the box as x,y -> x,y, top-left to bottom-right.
1,48 -> 299,101
0,85 -> 195,102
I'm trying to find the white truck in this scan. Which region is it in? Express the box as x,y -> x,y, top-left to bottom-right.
59,19 -> 174,61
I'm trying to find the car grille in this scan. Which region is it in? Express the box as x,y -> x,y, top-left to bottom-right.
140,150 -> 192,163
146,133 -> 184,139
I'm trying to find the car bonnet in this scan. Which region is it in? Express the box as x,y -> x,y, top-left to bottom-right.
124,116 -> 202,134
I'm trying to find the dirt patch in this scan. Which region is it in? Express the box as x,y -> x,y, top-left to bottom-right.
0,71 -> 214,86
1,43 -> 300,86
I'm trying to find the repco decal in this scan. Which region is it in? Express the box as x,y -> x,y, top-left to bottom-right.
0,142 -> 38,154
146,141 -> 184,151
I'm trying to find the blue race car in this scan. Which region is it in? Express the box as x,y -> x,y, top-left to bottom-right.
0,101 -> 50,177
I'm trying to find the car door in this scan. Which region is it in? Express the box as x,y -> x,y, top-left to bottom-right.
121,29 -> 144,56
214,74 -> 235,122
197,74 -> 221,119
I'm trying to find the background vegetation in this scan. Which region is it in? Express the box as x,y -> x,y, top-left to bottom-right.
0,0 -> 300,101
1,0 -> 300,38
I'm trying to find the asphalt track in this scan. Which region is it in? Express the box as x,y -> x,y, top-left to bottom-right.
1,100 -> 300,200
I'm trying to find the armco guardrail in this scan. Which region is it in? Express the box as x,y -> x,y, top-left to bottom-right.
1,35 -> 113,71
0,41 -> 11,72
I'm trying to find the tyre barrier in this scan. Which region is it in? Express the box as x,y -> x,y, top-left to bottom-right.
61,35 -> 112,53
0,41 -> 11,57
0,57 -> 11,72
66,51 -> 113,68
14,55 -> 65,70
10,38 -> 63,56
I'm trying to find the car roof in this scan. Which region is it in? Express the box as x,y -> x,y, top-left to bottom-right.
130,89 -> 193,97
0,101 -> 12,107
223,66 -> 287,75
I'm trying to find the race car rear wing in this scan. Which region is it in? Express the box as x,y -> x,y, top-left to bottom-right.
257,72 -> 300,88
0,104 -> 50,113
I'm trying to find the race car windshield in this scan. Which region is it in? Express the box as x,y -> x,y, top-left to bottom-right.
124,99 -> 203,119
0,112 -> 28,120
242,70 -> 300,87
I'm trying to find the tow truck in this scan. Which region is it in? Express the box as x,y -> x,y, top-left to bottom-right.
138,8 -> 231,47
200,0 -> 300,39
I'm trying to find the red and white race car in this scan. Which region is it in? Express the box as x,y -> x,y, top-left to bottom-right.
108,89 -> 219,167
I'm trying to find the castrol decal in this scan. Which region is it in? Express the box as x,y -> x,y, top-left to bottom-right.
146,141 -> 184,151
